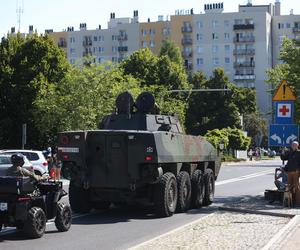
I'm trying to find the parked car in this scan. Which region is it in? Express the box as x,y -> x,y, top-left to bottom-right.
0,154 -> 33,176
0,150 -> 48,176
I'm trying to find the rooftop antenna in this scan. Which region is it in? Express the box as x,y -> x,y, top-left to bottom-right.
16,0 -> 24,32
247,0 -> 252,6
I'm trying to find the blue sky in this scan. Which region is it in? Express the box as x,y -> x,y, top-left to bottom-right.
0,0 -> 299,36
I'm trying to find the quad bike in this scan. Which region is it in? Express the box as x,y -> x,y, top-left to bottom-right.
0,176 -> 72,238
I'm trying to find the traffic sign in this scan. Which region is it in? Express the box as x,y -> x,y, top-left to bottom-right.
269,124 -> 299,147
272,80 -> 296,101
275,101 -> 294,124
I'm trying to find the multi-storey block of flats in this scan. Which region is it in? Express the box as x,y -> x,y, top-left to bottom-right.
38,0 -> 300,120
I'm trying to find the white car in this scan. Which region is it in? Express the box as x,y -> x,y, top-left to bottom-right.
1,150 -> 48,176
0,154 -> 34,176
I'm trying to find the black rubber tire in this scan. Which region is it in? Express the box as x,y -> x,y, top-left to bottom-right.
191,169 -> 205,209
203,169 -> 215,206
69,181 -> 92,213
93,201 -> 111,210
154,172 -> 178,217
176,171 -> 192,212
55,203 -> 72,232
23,207 -> 46,238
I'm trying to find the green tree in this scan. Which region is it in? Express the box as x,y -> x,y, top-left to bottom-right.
244,113 -> 267,147
267,38 -> 300,122
159,39 -> 183,65
0,33 -> 70,148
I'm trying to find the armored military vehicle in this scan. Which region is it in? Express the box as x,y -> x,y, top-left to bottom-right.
58,92 -> 221,217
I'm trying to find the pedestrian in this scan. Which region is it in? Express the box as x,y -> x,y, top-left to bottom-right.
281,141 -> 300,206
248,148 -> 253,161
53,153 -> 62,181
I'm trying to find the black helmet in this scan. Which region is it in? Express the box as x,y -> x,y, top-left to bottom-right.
11,153 -> 25,166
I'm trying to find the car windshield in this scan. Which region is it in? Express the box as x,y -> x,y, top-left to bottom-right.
0,156 -> 11,165
5,151 -> 39,161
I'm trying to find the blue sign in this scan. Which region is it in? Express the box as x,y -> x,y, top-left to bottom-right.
269,124 -> 299,147
275,101 -> 294,124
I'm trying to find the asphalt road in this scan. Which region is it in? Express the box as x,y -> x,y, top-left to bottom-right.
0,159 -> 282,250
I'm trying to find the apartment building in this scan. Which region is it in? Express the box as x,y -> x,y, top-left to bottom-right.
45,1 -> 300,119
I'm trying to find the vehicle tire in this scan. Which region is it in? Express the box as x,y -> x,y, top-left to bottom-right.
23,207 -> 46,238
203,169 -> 215,206
93,201 -> 111,210
191,169 -> 205,209
154,172 -> 178,217
55,203 -> 72,232
176,171 -> 191,212
69,181 -> 92,213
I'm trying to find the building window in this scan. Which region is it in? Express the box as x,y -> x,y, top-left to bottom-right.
225,57 -> 230,64
70,59 -> 75,64
162,28 -> 170,36
70,37 -> 75,43
112,57 -> 118,63
94,36 -> 98,42
234,19 -> 243,25
212,45 -> 218,53
142,41 -> 148,48
98,36 -> 104,41
112,35 -> 118,41
70,48 -> 75,54
286,23 -> 291,28
224,33 -> 230,40
212,33 -> 218,40
98,57 -> 103,63
212,20 -> 219,28
142,29 -> 147,36
213,57 -> 219,65
224,45 -> 230,52
224,20 -> 230,28
150,40 -> 155,47
150,29 -> 156,35
197,58 -> 204,65
197,46 -> 204,54
112,46 -> 117,52
99,47 -> 104,53
278,23 -> 285,29
197,21 -> 204,28
196,33 -> 203,41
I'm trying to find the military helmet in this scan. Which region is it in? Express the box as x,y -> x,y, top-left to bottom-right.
11,153 -> 25,166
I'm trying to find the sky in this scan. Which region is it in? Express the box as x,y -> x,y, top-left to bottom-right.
0,0 -> 299,37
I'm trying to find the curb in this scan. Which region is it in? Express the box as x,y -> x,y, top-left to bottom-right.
218,206 -> 295,218
129,212 -> 216,250
261,214 -> 300,250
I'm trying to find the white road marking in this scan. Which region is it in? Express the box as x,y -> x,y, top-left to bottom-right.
216,169 -> 274,186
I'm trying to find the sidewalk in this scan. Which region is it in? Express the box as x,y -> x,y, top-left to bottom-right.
278,220 -> 300,250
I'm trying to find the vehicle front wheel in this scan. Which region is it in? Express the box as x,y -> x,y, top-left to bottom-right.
23,207 -> 46,238
55,203 -> 72,232
154,172 -> 178,217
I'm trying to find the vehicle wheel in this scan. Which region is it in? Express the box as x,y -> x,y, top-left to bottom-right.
93,201 -> 111,210
23,207 -> 46,238
176,171 -> 191,212
203,169 -> 215,206
16,222 -> 24,230
191,169 -> 205,209
69,181 -> 92,213
154,172 -> 178,217
55,203 -> 72,232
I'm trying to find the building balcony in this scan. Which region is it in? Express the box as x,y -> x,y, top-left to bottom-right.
82,51 -> 92,57
233,37 -> 255,43
293,27 -> 300,33
58,41 -> 67,48
234,62 -> 255,68
182,38 -> 193,45
182,51 -> 193,58
83,40 -> 92,46
181,26 -> 193,33
233,24 -> 255,30
233,49 -> 255,55
234,74 -> 256,80
118,46 -> 128,52
118,34 -> 128,41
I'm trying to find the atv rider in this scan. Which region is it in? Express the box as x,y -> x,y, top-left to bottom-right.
6,153 -> 44,181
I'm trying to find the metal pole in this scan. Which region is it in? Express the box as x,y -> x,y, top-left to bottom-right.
22,123 -> 27,149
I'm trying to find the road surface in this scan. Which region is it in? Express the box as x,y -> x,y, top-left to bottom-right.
0,159 -> 281,250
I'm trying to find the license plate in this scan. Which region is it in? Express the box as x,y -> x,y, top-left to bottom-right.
0,202 -> 8,211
